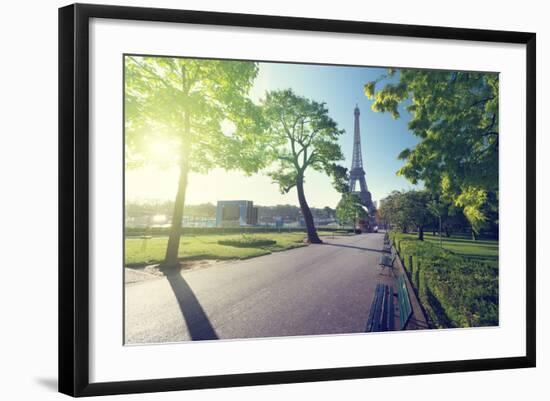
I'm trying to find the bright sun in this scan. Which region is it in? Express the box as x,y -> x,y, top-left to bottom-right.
147,138 -> 179,163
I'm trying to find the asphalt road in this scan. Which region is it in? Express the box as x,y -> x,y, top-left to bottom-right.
125,232 -> 397,344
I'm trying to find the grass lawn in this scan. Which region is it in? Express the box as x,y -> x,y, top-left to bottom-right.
125,230 -> 347,266
400,232 -> 499,267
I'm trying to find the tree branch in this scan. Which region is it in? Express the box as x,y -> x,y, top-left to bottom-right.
481,113 -> 497,136
128,56 -> 174,91
470,96 -> 495,108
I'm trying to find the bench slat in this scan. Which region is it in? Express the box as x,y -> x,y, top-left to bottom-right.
366,284 -> 379,331
397,275 -> 412,330
384,285 -> 395,331
367,284 -> 395,332
373,284 -> 385,332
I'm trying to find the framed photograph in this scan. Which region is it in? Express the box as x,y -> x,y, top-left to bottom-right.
59,3 -> 536,397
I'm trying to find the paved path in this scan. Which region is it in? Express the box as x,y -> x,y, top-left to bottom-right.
125,233 -> 402,344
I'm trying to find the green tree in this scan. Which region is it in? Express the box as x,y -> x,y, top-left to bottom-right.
379,190 -> 409,232
441,208 -> 468,237
322,206 -> 335,219
455,187 -> 498,240
401,190 -> 433,240
427,199 -> 446,247
125,56 -> 266,267
261,89 -> 344,243
365,69 -> 499,238
380,190 -> 432,240
336,193 -> 368,228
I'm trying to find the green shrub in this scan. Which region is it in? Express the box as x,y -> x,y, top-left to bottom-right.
389,231 -> 498,328
411,256 -> 420,289
217,238 -> 277,248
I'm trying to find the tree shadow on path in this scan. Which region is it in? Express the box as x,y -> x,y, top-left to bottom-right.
322,242 -> 383,254
164,270 -> 219,341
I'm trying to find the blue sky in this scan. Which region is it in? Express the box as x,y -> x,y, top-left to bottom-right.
249,61 -> 421,204
126,61 -> 421,208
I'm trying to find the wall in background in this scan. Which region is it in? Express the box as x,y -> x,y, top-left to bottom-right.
0,0 -> 546,399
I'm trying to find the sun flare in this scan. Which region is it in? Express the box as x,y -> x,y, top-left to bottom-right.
146,137 -> 180,165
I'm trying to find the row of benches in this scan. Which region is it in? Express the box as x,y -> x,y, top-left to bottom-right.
380,233 -> 396,271
366,235 -> 412,332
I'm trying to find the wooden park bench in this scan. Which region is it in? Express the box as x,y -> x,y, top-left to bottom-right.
366,283 -> 394,332
366,275 -> 413,332
382,233 -> 391,252
397,274 -> 413,330
379,247 -> 396,270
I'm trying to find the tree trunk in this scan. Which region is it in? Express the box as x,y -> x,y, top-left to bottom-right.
439,216 -> 442,248
418,226 -> 424,241
471,229 -> 477,241
296,175 -> 322,244
163,158 -> 190,267
163,114 -> 191,268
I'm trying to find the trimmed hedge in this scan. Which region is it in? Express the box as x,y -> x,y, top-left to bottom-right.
389,231 -> 498,328
217,238 -> 277,248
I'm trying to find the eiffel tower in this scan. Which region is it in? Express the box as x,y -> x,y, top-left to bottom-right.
349,105 -> 375,212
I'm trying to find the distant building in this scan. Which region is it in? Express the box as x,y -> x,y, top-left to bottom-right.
216,200 -> 258,227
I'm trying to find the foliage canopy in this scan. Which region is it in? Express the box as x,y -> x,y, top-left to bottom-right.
125,56 -> 266,173
336,193 -> 368,226
365,69 -> 499,235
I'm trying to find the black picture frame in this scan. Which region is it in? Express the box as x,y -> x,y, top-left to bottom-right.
59,3 -> 536,397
